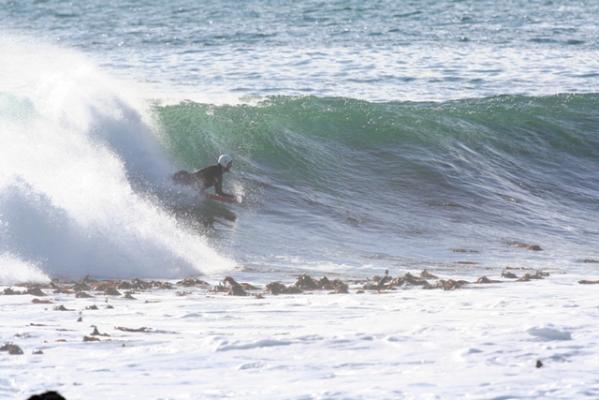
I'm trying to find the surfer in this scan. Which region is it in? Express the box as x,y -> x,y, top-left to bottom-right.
173,154 -> 236,201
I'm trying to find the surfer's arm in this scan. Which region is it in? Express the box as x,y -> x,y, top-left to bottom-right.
214,177 -> 235,199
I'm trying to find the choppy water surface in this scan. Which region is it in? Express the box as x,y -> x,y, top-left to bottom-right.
3,0 -> 599,101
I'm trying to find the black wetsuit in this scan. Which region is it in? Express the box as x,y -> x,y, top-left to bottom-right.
173,164 -> 233,198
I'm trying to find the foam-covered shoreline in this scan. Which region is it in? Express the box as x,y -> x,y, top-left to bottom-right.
3,270 -> 599,399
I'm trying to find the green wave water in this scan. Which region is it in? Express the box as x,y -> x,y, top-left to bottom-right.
156,94 -> 599,272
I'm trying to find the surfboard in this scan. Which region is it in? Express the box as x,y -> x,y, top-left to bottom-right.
207,193 -> 238,204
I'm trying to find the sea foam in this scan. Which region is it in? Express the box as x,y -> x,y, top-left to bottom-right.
0,36 -> 234,283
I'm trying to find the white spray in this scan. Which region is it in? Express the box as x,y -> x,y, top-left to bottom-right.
0,36 -> 235,283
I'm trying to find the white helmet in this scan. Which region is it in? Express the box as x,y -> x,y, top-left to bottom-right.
218,154 -> 233,168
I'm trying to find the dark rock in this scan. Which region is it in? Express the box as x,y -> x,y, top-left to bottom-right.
73,282 -> 91,292
75,291 -> 93,298
54,305 -> 74,311
123,292 -> 137,300
211,284 -> 228,293
133,279 -> 155,290
317,276 -> 349,293
117,281 -> 133,290
223,277 -> 247,296
517,274 -> 531,282
265,282 -> 285,295
85,305 -> 99,310
363,273 -> 404,290
241,282 -> 259,291
155,281 -> 174,290
285,286 -> 302,294
32,350 -> 43,355
420,270 -> 438,279
437,279 -> 468,290
476,276 -> 500,284
115,326 -> 152,333
27,287 -> 47,297
103,287 -> 121,296
90,326 -> 109,337
93,281 -> 116,292
421,280 -> 435,290
451,248 -> 480,253
501,270 -> 518,279
536,359 -> 543,368
362,282 -> 381,291
404,273 -> 428,286
119,279 -> 154,290
294,274 -> 319,291
517,271 -> 547,281
50,281 -> 62,289
52,287 -> 73,294
367,270 -> 392,289
83,336 -> 100,342
0,343 -> 24,355
331,280 -> 349,294
25,282 -> 52,289
508,241 -> 543,251
265,282 -> 302,295
579,280 -> 599,285
32,298 -> 53,304
27,391 -> 66,400
3,288 -> 25,295
318,276 -> 332,289
176,277 -> 209,287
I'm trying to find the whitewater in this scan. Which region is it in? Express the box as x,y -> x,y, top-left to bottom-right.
4,274 -> 599,400
0,37 -> 234,283
2,0 -> 599,398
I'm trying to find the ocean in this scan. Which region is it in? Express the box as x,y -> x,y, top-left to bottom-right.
3,1 -> 599,399
2,0 -> 598,282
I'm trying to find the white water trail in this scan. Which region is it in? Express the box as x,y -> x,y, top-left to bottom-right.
0,36 -> 235,283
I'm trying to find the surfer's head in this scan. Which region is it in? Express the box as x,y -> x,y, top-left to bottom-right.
218,154 -> 233,171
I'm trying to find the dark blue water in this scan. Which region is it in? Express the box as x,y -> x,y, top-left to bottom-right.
3,0 -> 599,101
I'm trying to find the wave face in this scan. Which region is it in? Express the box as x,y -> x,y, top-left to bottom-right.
157,94 -> 599,273
0,38 -> 234,282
